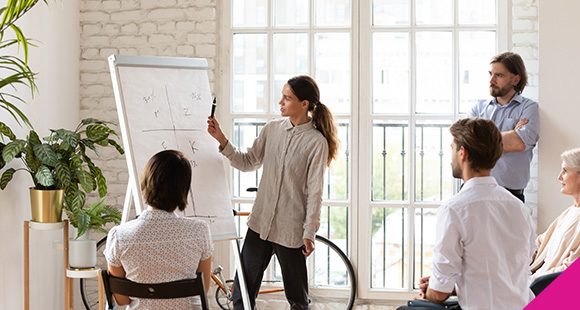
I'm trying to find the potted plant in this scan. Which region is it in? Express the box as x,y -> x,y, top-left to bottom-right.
65,198 -> 121,268
0,118 -> 125,223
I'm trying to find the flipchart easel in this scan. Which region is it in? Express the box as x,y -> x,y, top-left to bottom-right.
108,54 -> 251,310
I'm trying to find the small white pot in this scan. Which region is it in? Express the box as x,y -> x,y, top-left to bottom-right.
69,231 -> 97,269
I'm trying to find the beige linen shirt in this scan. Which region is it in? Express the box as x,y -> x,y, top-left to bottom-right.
530,205 -> 580,279
221,118 -> 328,248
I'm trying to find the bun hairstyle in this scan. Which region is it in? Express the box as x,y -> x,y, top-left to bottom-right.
287,75 -> 340,167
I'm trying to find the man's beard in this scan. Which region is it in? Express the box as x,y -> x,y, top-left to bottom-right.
489,83 -> 513,97
452,162 -> 462,179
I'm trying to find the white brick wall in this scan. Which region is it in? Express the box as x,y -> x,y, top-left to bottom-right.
79,0 -> 218,208
512,0 -> 539,222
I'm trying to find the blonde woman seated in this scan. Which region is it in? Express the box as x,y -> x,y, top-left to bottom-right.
104,150 -> 213,309
530,147 -> 580,280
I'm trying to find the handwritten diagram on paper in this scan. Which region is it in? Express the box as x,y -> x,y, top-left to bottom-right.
111,57 -> 237,241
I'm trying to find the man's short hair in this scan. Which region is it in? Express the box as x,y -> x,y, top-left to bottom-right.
450,118 -> 503,171
141,150 -> 192,212
491,51 -> 528,94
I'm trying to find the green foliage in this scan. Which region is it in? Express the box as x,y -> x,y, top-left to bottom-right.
0,118 -> 124,193
0,0 -> 48,128
0,118 -> 125,237
64,197 -> 121,239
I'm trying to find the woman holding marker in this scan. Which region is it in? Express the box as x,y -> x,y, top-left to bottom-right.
207,75 -> 339,310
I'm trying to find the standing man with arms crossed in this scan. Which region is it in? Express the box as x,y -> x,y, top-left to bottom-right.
402,118 -> 536,310
468,51 -> 540,203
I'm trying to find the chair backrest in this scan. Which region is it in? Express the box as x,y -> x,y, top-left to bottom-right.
99,269 -> 209,310
529,271 -> 562,296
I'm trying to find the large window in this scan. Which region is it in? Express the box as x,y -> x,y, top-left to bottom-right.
222,0 -> 507,300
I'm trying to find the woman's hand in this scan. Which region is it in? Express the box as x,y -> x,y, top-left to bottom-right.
207,116 -> 228,148
302,238 -> 315,256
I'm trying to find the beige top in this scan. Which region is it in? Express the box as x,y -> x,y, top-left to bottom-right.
220,118 -> 328,248
530,205 -> 580,279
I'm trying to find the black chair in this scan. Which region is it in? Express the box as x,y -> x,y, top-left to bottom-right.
99,269 -> 209,310
529,271 -> 562,296
397,271 -> 562,310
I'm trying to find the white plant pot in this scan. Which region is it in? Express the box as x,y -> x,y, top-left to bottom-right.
69,231 -> 97,269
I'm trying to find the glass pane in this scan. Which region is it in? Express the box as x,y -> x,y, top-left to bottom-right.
325,120 -> 350,200
273,33 -> 309,111
233,34 -> 268,113
413,208 -> 437,288
416,0 -> 452,25
459,0 -> 495,25
459,31 -> 496,114
319,205 -> 350,254
232,0 -> 268,27
416,32 -> 452,114
231,118 -> 266,197
414,120 -> 453,202
373,0 -> 409,26
314,32 -> 351,114
373,32 -> 409,114
371,207 -> 408,289
315,0 -> 351,27
234,203 -> 253,238
372,120 -> 409,201
274,0 -> 309,27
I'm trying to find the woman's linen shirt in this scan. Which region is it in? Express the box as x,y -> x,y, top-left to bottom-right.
220,118 -> 328,248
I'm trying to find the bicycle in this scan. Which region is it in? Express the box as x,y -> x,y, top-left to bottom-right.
212,232 -> 356,310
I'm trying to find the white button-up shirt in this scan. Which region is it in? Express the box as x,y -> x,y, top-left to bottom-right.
221,118 -> 328,248
429,176 -> 536,310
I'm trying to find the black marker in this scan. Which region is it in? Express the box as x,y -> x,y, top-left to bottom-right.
210,97 -> 217,118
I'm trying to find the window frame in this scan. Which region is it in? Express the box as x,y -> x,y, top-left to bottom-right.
219,0 -> 510,301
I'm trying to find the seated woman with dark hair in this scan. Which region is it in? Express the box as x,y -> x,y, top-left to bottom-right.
531,147 -> 580,280
104,150 -> 213,309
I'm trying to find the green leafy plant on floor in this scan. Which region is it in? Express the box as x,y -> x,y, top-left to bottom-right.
65,198 -> 121,239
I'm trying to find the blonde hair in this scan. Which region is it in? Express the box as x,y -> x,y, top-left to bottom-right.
561,148 -> 580,172
287,75 -> 340,166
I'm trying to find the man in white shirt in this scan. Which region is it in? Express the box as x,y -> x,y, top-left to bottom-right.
415,118 -> 536,310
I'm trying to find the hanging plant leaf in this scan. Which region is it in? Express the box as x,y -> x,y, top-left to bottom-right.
0,121 -> 15,140
76,169 -> 95,193
35,165 -> 55,187
55,160 -> 71,188
0,167 -> 15,189
2,139 -> 25,162
33,143 -> 58,167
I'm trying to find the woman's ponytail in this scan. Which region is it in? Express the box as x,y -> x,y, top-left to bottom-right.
288,75 -> 340,167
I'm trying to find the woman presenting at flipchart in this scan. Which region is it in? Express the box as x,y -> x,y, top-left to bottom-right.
207,75 -> 339,310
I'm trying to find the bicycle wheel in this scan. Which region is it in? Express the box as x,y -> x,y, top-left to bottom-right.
215,279 -> 235,310
308,235 -> 356,310
80,236 -> 108,310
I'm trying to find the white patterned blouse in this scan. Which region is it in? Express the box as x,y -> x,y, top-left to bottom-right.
104,209 -> 213,310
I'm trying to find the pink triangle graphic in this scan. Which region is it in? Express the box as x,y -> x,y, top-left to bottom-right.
524,259 -> 579,309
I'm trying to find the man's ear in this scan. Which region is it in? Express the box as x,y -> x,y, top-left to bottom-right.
459,145 -> 468,162
513,74 -> 521,87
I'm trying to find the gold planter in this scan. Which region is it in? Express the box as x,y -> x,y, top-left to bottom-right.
29,188 -> 64,223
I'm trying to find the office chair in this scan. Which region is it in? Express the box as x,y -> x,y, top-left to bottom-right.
397,271 -> 562,309
99,269 -> 209,310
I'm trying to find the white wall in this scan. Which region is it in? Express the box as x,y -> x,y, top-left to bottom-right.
537,0 -> 580,232
0,1 -> 80,309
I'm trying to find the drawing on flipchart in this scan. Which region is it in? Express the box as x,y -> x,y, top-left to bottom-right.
134,84 -> 216,223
